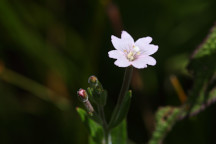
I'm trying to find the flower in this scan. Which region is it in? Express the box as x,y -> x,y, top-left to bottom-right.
108,31 -> 158,69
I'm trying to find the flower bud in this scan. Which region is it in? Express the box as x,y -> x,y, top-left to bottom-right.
88,75 -> 98,86
77,88 -> 88,102
77,88 -> 94,114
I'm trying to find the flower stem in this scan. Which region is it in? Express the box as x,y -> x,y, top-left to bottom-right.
116,66 -> 133,109
98,104 -> 108,128
104,130 -> 112,144
109,66 -> 133,128
97,104 -> 111,144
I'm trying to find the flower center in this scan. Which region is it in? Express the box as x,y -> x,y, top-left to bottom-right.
126,45 -> 140,61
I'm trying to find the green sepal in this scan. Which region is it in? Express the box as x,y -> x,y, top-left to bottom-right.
87,87 -> 94,102
88,81 -> 108,107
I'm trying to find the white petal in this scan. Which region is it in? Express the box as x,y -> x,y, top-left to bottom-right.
136,43 -> 158,56
111,35 -> 133,52
131,56 -> 156,69
135,37 -> 152,45
141,56 -> 156,66
108,50 -> 123,59
114,57 -> 131,67
121,31 -> 134,43
145,44 -> 158,55
131,60 -> 147,69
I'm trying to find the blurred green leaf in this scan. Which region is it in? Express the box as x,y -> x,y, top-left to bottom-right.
109,90 -> 132,129
111,120 -> 127,144
148,106 -> 182,144
149,24 -> 216,144
76,107 -> 103,144
186,24 -> 216,115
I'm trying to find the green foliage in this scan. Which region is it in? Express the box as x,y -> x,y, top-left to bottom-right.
77,106 -> 129,144
78,76 -> 131,144
186,24 -> 216,116
111,120 -> 127,144
76,107 -> 104,144
109,90 -> 132,128
1,0 -> 216,143
148,107 -> 182,144
149,24 -> 216,144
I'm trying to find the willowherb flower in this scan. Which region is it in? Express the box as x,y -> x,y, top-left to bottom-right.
108,31 -> 158,69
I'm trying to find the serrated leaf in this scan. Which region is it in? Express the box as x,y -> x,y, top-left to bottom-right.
186,24 -> 216,116
148,24 -> 216,144
148,107 -> 182,144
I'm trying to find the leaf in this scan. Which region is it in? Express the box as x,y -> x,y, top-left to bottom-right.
186,24 -> 216,116
111,119 -> 127,144
148,107 -> 182,144
148,24 -> 216,144
148,86 -> 216,144
109,90 -> 132,128
76,107 -> 103,144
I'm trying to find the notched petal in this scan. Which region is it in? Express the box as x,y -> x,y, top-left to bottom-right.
111,35 -> 121,50
145,56 -> 156,66
121,31 -> 134,43
146,44 -> 158,55
108,50 -> 123,59
114,58 -> 130,67
135,37 -> 152,46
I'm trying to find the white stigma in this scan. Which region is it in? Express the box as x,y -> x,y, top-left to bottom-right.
133,46 -> 140,52
126,45 -> 141,61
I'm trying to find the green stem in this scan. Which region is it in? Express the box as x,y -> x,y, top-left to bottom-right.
116,66 -> 133,109
109,66 -> 133,128
97,104 -> 110,144
104,130 -> 112,144
98,104 -> 108,128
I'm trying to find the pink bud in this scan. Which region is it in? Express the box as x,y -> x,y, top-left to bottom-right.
77,88 -> 88,100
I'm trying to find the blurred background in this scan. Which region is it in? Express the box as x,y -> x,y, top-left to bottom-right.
1,0 -> 216,143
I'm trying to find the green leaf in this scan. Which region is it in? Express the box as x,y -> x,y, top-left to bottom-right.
109,90 -> 132,128
148,107 -> 182,144
111,120 -> 127,144
76,107 -> 103,144
186,24 -> 216,116
148,24 -> 216,144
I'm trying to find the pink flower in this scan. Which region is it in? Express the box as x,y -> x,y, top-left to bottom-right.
108,31 -> 158,69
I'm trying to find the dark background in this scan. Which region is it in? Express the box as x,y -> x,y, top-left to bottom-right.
0,0 -> 216,143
